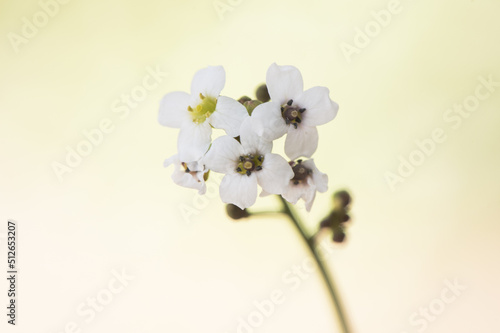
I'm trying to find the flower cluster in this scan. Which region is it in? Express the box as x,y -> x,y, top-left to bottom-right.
159,63 -> 339,210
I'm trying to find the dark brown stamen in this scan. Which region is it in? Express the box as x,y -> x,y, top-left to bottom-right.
291,161 -> 311,185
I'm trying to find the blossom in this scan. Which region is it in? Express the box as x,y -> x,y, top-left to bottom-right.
203,118 -> 294,209
279,159 -> 328,211
164,154 -> 207,194
158,66 -> 248,162
251,63 -> 339,160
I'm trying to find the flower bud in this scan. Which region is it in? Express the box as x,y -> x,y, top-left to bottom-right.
333,227 -> 346,243
333,190 -> 351,210
226,204 -> 250,220
238,96 -> 251,104
243,100 -> 262,115
255,84 -> 270,102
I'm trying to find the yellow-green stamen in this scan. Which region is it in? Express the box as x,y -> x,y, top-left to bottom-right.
236,154 -> 264,176
187,93 -> 217,124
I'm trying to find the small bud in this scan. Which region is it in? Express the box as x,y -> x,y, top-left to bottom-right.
238,96 -> 251,104
333,227 -> 346,243
243,100 -> 262,115
255,84 -> 270,102
333,190 -> 352,209
226,204 -> 250,220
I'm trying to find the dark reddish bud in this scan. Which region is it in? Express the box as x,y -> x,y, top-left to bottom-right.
333,190 -> 352,209
226,204 -> 250,220
238,96 -> 251,104
333,227 -> 346,243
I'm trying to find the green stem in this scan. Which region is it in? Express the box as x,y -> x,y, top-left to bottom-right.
246,210 -> 283,218
278,195 -> 352,333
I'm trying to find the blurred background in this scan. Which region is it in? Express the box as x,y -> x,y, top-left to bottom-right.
1,0 -> 499,332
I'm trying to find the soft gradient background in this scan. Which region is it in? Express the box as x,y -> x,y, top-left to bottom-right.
1,0 -> 499,332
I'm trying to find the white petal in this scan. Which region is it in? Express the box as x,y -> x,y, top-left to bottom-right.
284,125 -> 319,160
304,190 -> 317,212
172,171 -> 205,193
296,87 -> 339,127
266,63 -> 303,104
164,155 -> 206,194
281,183 -> 306,204
302,159 -> 329,193
158,92 -> 191,128
209,96 -> 249,137
250,101 -> 288,141
203,136 -> 244,174
240,117 -> 273,155
256,153 -> 294,195
163,154 -> 180,168
190,66 -> 226,98
303,178 -> 317,202
259,189 -> 271,197
177,120 -> 212,162
220,173 -> 258,209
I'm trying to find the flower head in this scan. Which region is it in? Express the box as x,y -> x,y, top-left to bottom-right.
203,118 -> 294,209
251,63 -> 339,160
158,66 -> 248,161
279,159 -> 328,211
164,154 -> 207,194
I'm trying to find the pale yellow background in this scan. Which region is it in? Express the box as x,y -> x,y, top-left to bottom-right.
1,0 -> 499,332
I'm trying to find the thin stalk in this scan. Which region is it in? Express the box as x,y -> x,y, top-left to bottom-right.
278,195 -> 352,333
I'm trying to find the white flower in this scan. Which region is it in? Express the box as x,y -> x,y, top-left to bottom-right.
251,63 -> 339,160
278,159 -> 328,212
164,154 -> 207,194
203,118 -> 294,209
158,66 -> 248,162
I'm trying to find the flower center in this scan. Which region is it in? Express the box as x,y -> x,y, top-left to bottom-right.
187,93 -> 217,124
290,159 -> 311,185
281,99 -> 306,129
236,154 -> 264,176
